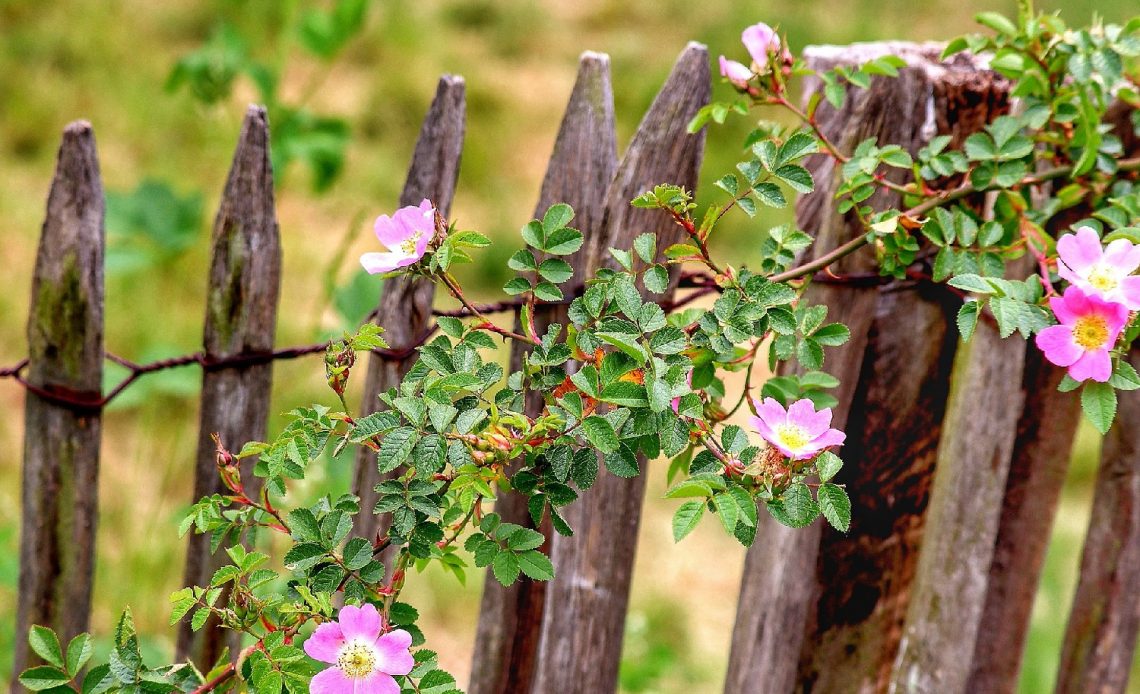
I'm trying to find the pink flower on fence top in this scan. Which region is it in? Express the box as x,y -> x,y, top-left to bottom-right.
361,199 -> 435,274
304,603 -> 414,694
1036,286 -> 1128,383
1056,225 -> 1140,309
750,397 -> 845,461
718,56 -> 753,89
741,22 -> 780,71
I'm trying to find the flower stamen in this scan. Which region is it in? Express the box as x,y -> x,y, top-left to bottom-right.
775,424 -> 809,452
1073,315 -> 1110,350
337,640 -> 378,679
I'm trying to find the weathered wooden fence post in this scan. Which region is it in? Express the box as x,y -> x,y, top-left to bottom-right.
469,51 -> 617,694
14,121 -> 105,681
725,44 -> 1010,694
352,75 -> 466,543
177,106 -> 282,663
524,41 -> 709,694
1053,346 -> 1140,694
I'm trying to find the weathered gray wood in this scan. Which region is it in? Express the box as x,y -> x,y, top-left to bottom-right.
796,47 -> 1011,694
1054,347 -> 1140,694
964,350 -> 1079,693
177,106 -> 282,664
14,121 -> 105,682
527,42 -> 709,694
725,43 -> 1007,694
352,75 -> 466,544
469,52 -> 617,694
889,273 -> 1028,691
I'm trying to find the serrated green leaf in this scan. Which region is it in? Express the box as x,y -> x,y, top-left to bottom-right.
28,625 -> 64,669
1081,381 -> 1118,435
818,483 -> 851,531
672,500 -> 705,542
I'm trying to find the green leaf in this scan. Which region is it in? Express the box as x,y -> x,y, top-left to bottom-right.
377,427 -> 420,474
599,382 -> 649,408
975,11 -> 1017,36
766,482 -> 819,528
815,451 -> 843,482
508,249 -> 537,271
544,227 -> 584,255
342,537 -> 374,570
1110,360 -> 1140,391
774,164 -> 814,194
492,551 -> 521,586
503,277 -> 532,295
712,493 -> 740,533
543,203 -> 575,232
644,264 -> 670,294
672,500 -> 705,542
633,233 -> 657,264
818,483 -> 852,532
582,416 -> 620,453
28,626 -> 65,669
957,301 -> 980,342
1081,381 -> 1118,435
777,132 -> 819,165
18,666 -> 71,691
538,258 -> 574,283
517,550 -> 555,581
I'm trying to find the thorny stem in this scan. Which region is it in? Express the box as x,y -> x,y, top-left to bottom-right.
439,271 -> 538,345
769,157 -> 1140,284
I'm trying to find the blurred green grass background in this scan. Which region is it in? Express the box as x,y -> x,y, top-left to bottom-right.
0,0 -> 1135,691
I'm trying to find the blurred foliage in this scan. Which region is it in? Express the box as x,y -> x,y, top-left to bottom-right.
0,0 -> 1138,690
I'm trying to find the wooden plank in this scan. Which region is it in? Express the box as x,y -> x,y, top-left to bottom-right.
14,121 -> 105,680
725,43 -> 1007,694
352,75 -> 466,543
468,51 -> 617,694
1054,347 -> 1140,694
889,273 -> 1029,691
177,106 -> 282,663
527,41 -> 709,694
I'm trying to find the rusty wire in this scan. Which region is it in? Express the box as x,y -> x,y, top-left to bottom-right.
0,269 -> 922,412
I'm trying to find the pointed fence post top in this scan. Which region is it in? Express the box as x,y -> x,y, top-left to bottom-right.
534,50 -> 617,227
203,104 -> 281,357
588,41 -> 710,273
400,74 -> 466,215
27,119 -> 105,390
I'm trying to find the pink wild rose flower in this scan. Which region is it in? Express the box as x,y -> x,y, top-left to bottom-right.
360,198 -> 435,274
741,22 -> 781,71
1056,225 -> 1140,309
750,397 -> 845,461
304,603 -> 414,694
1035,286 -> 1128,383
718,55 -> 753,89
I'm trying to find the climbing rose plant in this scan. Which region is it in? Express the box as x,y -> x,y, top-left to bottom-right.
20,5 -> 1140,692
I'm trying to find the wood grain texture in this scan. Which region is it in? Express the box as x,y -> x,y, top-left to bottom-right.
725,43 -> 1006,694
1054,347 -> 1140,694
14,121 -> 105,682
889,266 -> 1029,693
177,105 -> 282,664
528,42 -> 709,694
352,75 -> 465,544
469,52 -> 617,694
793,46 -> 1009,694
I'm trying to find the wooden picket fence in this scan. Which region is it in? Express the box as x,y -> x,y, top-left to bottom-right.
9,39 -> 1140,693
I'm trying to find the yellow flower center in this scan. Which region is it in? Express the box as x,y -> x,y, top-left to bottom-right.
1087,266 -> 1119,293
775,424 -> 809,452
400,231 -> 423,255
1072,315 -> 1110,350
337,640 -> 377,679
